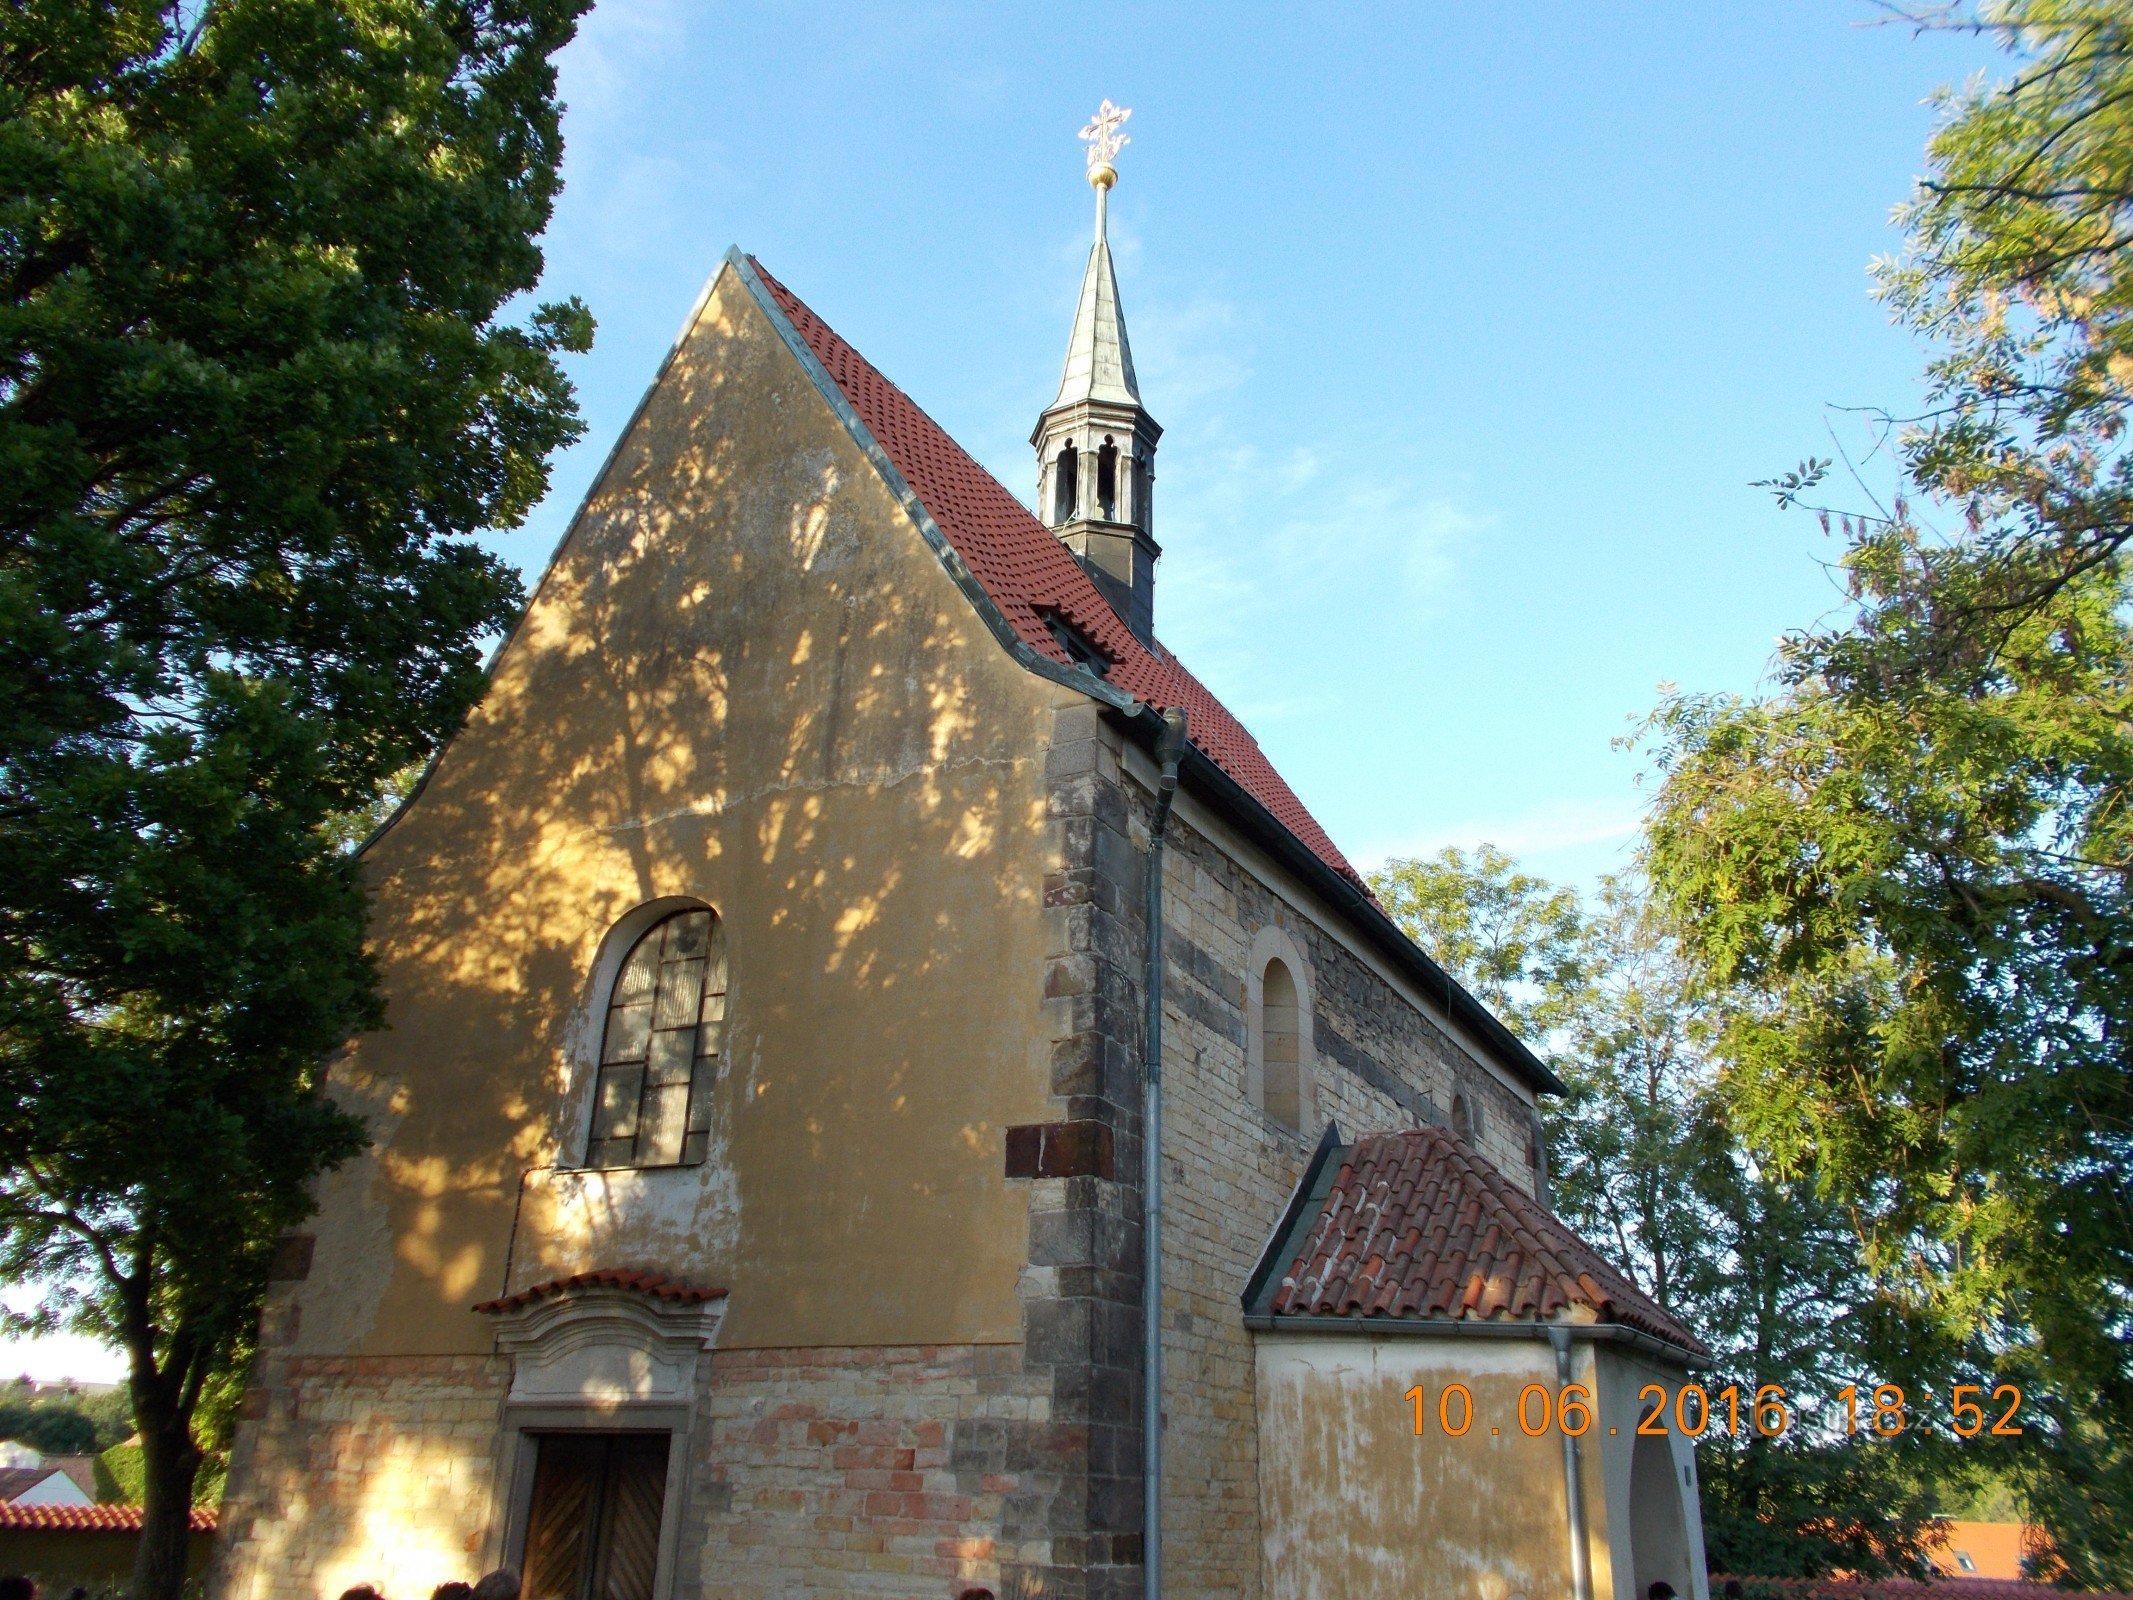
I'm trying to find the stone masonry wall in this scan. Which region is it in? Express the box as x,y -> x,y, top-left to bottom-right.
1010,693 -> 1159,1600
1102,729 -> 1544,1600
215,692 -> 1543,1600
214,1296 -> 511,1600
217,1328 -> 1067,1600
690,1344 -> 1055,1599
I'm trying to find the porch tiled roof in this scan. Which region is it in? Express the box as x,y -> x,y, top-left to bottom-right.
1265,1126 -> 1707,1356
472,1268 -> 726,1316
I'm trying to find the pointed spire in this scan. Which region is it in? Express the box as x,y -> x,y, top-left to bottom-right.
1053,183 -> 1141,408
1035,100 -> 1163,643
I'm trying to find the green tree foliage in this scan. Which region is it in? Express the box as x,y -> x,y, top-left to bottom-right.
1645,7 -> 2133,1582
1545,879 -> 1712,1314
1372,852 -> 1942,1578
0,1382 -> 130,1456
0,3 -> 591,1594
1370,844 -> 1587,1036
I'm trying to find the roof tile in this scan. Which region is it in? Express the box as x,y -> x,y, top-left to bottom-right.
1268,1126 -> 1707,1355
0,1503 -> 217,1532
747,260 -> 1364,888
472,1268 -> 725,1316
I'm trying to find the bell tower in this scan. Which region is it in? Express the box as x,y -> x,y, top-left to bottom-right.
1034,100 -> 1163,642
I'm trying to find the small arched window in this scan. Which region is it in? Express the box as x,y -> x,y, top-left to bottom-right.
1450,1092 -> 1474,1145
1261,958 -> 1302,1131
587,908 -> 727,1169
1053,443 -> 1080,524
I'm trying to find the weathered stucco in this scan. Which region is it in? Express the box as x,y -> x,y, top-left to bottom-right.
1254,1332 -> 1708,1600
216,240 -> 1705,1600
292,259 -> 1065,1360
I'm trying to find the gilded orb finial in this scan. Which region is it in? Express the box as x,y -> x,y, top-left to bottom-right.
1079,99 -> 1132,190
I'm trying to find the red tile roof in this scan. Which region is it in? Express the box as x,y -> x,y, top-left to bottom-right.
747,260 -> 1364,889
1715,1581 -> 2126,1600
1264,1126 -> 1707,1355
0,1503 -> 217,1532
472,1268 -> 725,1315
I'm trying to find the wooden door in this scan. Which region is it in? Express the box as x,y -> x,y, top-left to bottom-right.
522,1433 -> 672,1600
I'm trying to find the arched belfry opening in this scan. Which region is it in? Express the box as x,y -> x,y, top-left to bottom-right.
1032,124 -> 1162,642
1053,442 -> 1079,523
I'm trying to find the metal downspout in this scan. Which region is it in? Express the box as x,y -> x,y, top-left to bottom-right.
1142,708 -> 1189,1600
1551,1324 -> 1594,1600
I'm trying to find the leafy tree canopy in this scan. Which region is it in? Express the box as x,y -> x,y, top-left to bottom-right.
1645,4 -> 2133,1583
1371,844 -> 1587,1038
0,2 -> 591,1594
0,1383 -> 132,1456
1371,854 -> 1943,1578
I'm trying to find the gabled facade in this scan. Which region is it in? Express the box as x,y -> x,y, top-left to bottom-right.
211,168 -> 1700,1600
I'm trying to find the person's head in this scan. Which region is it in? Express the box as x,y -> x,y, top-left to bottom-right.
0,1575 -> 35,1600
1647,1584 -> 1678,1600
470,1570 -> 520,1600
432,1584 -> 473,1600
337,1586 -> 382,1600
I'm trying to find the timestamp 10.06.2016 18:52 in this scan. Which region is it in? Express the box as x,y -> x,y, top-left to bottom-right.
1402,1381 -> 2027,1441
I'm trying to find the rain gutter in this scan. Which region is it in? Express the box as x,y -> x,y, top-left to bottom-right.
1141,707 -> 1189,1600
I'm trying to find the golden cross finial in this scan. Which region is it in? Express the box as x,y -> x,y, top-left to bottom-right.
1079,100 -> 1132,188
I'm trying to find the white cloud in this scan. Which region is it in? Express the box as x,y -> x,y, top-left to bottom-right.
1157,438 -> 1490,711
555,0 -> 696,124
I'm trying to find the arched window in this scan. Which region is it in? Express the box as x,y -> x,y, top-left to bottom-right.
1053,442 -> 1079,523
1096,438 -> 1119,520
587,908 -> 727,1169
1451,1092 -> 1474,1144
1261,958 -> 1302,1131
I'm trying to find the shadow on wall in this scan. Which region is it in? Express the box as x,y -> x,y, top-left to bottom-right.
315,268 -> 1059,1366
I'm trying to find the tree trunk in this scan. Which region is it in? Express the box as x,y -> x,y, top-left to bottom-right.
131,1375 -> 203,1600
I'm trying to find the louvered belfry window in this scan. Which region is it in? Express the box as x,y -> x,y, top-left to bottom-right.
587,909 -> 726,1168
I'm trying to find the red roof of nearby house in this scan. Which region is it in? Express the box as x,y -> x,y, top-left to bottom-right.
1926,1521 -> 2045,1583
471,1268 -> 726,1315
1714,1580 -> 2125,1600
748,260 -> 1364,889
1261,1126 -> 1707,1355
0,1503 -> 217,1532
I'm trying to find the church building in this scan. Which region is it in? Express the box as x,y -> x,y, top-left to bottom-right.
211,109 -> 1710,1600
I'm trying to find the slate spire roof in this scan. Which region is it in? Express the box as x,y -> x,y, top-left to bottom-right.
1051,185 -> 1141,410
1252,1125 -> 1707,1357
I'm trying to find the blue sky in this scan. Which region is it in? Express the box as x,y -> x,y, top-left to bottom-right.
515,0 -> 1998,888
3,3 -> 2005,1384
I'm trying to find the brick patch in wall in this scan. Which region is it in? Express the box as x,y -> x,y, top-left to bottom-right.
1005,1120 -> 1115,1180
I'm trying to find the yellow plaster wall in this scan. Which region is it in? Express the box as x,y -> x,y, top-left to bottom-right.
1254,1333 -> 1615,1600
292,261 -> 1065,1360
